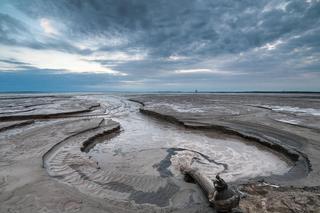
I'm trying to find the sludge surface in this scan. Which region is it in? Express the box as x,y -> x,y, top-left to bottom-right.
66,95 -> 292,209
1,93 -> 314,213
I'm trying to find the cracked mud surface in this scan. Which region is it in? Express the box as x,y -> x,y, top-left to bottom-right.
0,93 -> 319,212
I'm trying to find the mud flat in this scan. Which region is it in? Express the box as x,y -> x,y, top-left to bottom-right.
0,95 -> 125,213
0,94 -> 101,121
129,93 -> 320,212
0,93 -> 319,212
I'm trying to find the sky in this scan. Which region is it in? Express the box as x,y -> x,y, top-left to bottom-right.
0,0 -> 319,92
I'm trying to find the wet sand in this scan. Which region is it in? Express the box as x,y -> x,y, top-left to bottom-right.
0,93 -> 320,212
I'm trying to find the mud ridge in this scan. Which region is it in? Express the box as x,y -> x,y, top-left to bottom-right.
128,99 -> 145,106
0,95 -> 65,100
42,118 -> 103,167
0,120 -> 34,132
43,119 -> 182,210
0,103 -> 100,122
139,108 -> 311,183
80,125 -> 121,153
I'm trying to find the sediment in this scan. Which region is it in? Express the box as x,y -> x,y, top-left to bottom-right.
1,93 -> 320,213
0,120 -> 34,132
128,93 -> 320,213
139,107 -> 310,184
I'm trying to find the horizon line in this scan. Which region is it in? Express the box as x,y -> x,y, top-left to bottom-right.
1,90 -> 320,94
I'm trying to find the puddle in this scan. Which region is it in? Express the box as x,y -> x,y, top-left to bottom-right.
83,95 -> 291,183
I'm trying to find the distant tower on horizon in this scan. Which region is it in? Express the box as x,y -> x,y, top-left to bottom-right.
195,89 -> 198,93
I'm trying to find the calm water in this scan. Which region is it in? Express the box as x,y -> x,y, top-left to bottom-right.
80,95 -> 291,182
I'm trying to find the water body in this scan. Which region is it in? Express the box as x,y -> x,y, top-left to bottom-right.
83,95 -> 291,183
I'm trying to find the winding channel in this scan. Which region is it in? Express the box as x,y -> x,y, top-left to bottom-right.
45,95 -> 293,211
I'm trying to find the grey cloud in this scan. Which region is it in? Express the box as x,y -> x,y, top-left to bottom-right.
0,59 -> 30,66
8,0 -> 320,58
0,0 -> 320,91
0,13 -> 30,44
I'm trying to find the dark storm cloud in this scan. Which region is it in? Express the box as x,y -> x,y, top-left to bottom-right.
10,0 -> 319,57
0,0 -> 320,91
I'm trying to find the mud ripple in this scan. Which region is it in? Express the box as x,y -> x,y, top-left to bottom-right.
43,118 -> 184,210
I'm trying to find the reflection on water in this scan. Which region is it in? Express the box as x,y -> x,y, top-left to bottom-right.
83,95 -> 290,182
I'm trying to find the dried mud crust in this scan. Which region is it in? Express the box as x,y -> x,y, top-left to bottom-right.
239,184 -> 320,213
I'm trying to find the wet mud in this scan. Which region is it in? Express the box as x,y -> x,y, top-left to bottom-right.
0,93 -> 319,212
129,93 -> 320,212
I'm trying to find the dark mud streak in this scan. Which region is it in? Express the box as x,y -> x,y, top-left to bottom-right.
246,105 -> 273,111
42,119 -> 109,168
71,165 -> 180,207
0,108 -> 36,115
61,114 -> 180,207
0,95 -> 68,100
0,120 -> 34,132
0,104 -> 100,122
154,149 -> 175,177
227,120 -> 305,150
22,102 -> 55,108
128,99 -> 145,107
247,104 -> 300,118
129,182 -> 179,207
156,148 -> 228,178
139,107 -> 311,183
140,108 -> 184,125
80,125 -> 120,153
273,118 -> 320,134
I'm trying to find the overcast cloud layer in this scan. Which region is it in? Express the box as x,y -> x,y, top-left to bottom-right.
0,0 -> 319,92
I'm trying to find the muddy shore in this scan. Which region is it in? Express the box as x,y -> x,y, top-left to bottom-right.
1,93 -> 320,212
129,93 -> 320,212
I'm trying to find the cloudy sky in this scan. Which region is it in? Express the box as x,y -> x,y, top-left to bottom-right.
0,0 -> 319,92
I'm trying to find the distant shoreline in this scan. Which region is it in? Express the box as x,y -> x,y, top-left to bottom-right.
1,91 -> 320,94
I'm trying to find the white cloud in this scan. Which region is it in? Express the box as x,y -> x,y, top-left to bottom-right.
73,35 -> 129,51
174,66 -> 248,75
88,51 -> 147,61
0,44 -> 127,75
260,40 -> 284,51
40,18 -> 59,36
262,1 -> 290,12
174,68 -> 234,75
167,55 -> 189,61
175,68 -> 212,73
